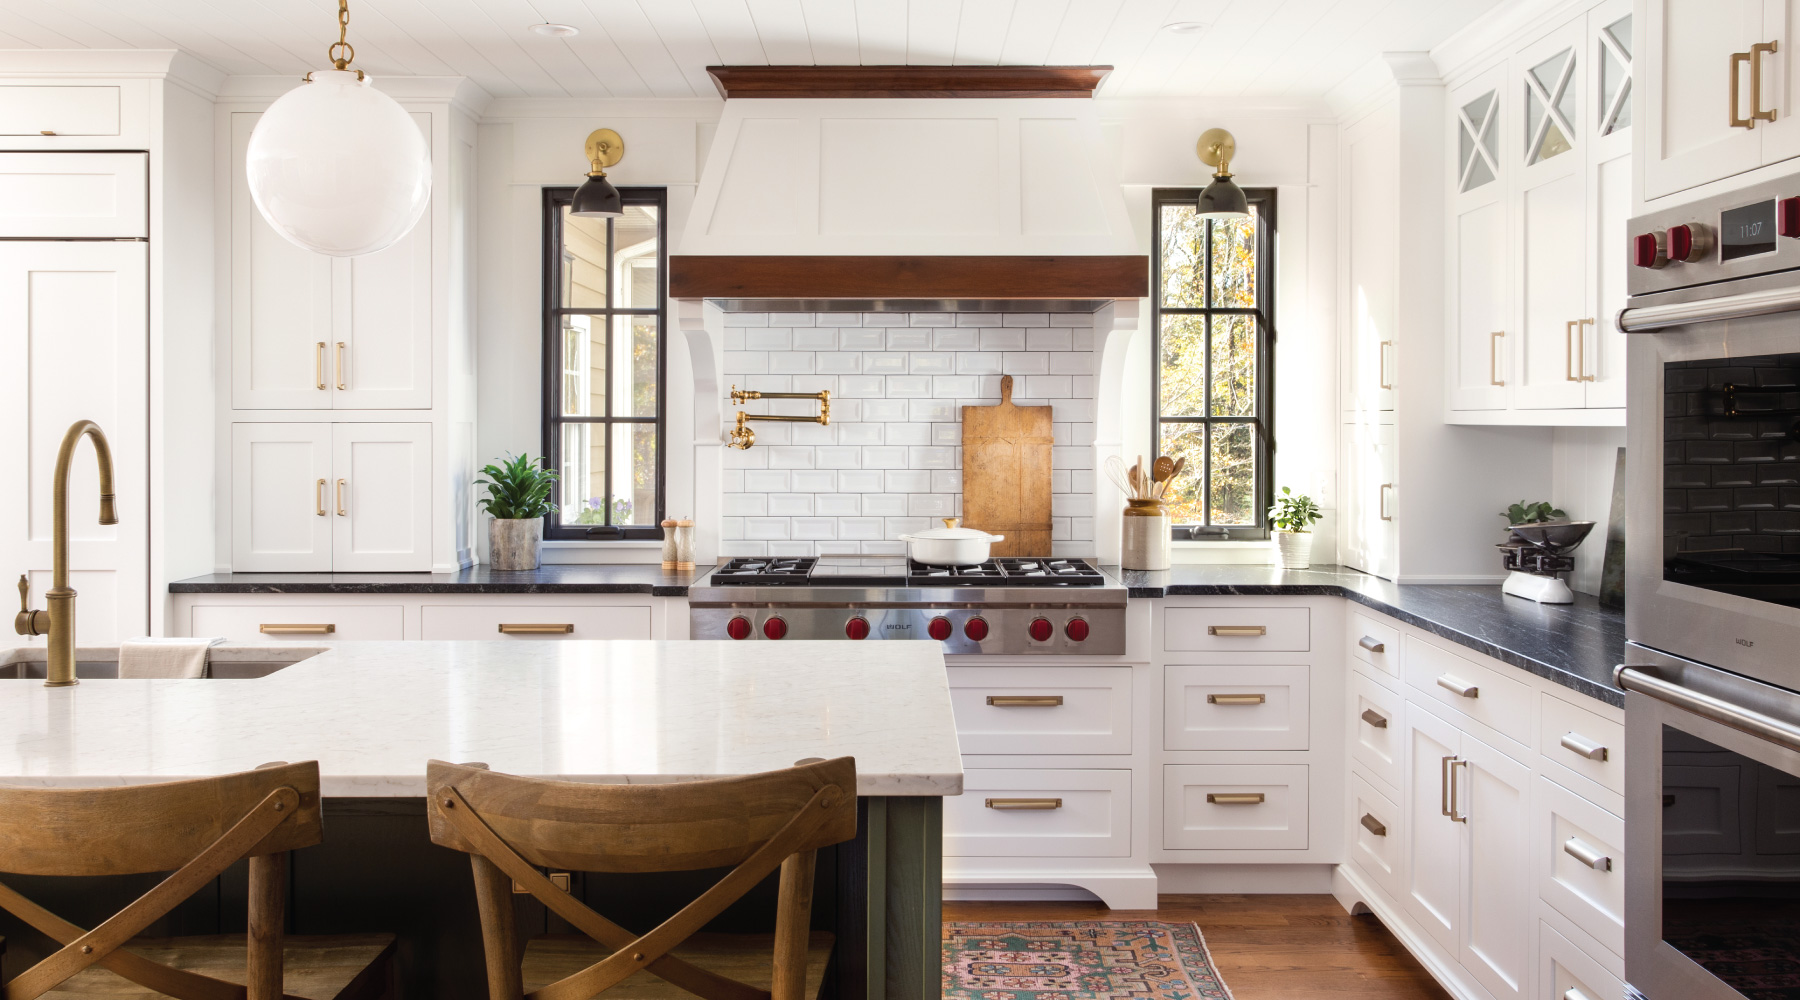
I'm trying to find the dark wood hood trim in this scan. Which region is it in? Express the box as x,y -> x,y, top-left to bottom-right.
669,255 -> 1148,300
705,65 -> 1112,99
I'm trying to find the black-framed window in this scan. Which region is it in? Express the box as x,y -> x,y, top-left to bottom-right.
1151,187 -> 1275,540
542,187 -> 667,540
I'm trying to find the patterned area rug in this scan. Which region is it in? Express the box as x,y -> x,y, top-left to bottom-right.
943,920 -> 1233,999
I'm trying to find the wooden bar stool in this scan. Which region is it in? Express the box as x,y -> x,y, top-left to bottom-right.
0,761 -> 396,1000
426,757 -> 858,1000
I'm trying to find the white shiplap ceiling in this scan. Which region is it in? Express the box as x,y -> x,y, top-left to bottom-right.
0,0 -> 1505,101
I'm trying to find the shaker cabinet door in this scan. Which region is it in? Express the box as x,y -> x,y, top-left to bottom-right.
331,423 -> 432,572
1404,702 -> 1463,955
1640,0 -> 1764,199
1460,731 -> 1534,1000
231,423 -> 333,572
1447,67 -> 1510,412
334,112 -> 432,410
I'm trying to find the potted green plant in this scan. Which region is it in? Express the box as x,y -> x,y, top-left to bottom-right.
1268,487 -> 1323,569
1502,500 -> 1567,526
476,453 -> 558,571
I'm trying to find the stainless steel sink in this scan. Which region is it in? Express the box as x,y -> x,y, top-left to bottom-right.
0,645 -> 324,679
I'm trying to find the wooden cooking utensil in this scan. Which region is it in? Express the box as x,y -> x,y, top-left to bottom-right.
1153,455 -> 1175,485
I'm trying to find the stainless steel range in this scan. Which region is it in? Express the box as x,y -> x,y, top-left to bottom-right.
687,556 -> 1127,655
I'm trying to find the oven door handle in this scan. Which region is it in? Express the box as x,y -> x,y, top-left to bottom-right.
1618,284 -> 1800,333
1616,665 -> 1800,755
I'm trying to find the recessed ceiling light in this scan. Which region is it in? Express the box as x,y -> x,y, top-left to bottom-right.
1163,21 -> 1209,34
531,23 -> 579,37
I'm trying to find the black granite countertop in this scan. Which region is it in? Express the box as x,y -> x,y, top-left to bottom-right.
168,565 -> 706,597
1112,564 -> 1626,706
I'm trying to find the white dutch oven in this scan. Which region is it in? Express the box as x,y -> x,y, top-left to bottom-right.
899,518 -> 1005,565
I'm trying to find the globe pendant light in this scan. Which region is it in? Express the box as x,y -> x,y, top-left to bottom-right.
1194,127 -> 1250,222
245,0 -> 431,257
571,129 -> 626,218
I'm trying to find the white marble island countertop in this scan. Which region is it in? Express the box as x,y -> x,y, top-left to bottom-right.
0,641 -> 965,798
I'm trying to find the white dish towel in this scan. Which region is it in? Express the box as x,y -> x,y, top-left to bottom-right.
117,637 -> 224,679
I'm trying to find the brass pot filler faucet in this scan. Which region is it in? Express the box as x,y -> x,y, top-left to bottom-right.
15,420 -> 117,687
726,385 -> 830,450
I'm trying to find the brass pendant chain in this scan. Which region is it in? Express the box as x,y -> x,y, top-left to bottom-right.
328,0 -> 358,73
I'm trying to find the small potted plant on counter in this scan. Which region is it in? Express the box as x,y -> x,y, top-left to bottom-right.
1268,487 -> 1323,569
476,453 -> 558,571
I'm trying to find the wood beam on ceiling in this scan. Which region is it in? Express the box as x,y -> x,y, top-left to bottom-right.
703,65 -> 1113,99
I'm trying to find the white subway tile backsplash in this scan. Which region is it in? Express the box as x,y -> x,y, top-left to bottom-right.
838,329 -> 885,350
933,329 -> 978,351
720,309 -> 1099,553
885,422 -> 930,446
863,494 -> 907,516
770,493 -> 814,516
746,328 -> 792,351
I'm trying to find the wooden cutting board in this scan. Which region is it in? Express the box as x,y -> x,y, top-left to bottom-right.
961,374 -> 1053,556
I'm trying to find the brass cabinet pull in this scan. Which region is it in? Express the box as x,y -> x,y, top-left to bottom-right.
1206,793 -> 1266,805
1449,758 -> 1469,823
315,478 -> 327,517
1566,320 -> 1580,381
1732,50 -> 1753,128
1378,340 -> 1394,390
987,695 -> 1063,707
1489,331 -> 1504,386
315,342 -> 327,390
1361,708 -> 1388,729
1753,40 -> 1780,123
1379,483 -> 1394,522
335,341 -> 347,390
1207,625 -> 1266,637
1360,813 -> 1388,837
1578,319 -> 1595,381
1207,693 -> 1266,705
1559,731 -> 1608,761
260,623 -> 336,635
1440,755 -> 1456,817
1436,674 -> 1479,698
498,623 -> 574,634
1358,635 -> 1386,653
335,478 -> 347,516
1563,836 -> 1612,871
985,798 -> 1062,810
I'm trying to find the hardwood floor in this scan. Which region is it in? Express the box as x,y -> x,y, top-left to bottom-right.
943,894 -> 1451,1000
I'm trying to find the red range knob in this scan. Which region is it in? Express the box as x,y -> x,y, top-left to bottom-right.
1782,197 -> 1800,238
1668,223 -> 1711,263
1065,618 -> 1090,642
1632,232 -> 1667,269
845,617 -> 870,640
726,616 -> 752,640
763,616 -> 788,640
927,616 -> 953,641
964,616 -> 990,641
1027,618 -> 1054,642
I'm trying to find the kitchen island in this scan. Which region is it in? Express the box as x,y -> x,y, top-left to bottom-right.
0,641 -> 963,999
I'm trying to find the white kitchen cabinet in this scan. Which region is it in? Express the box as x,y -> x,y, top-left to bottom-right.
945,769 -> 1132,858
1163,664 -> 1310,751
1447,66 -> 1510,411
0,85 -> 122,138
0,152 -> 146,238
1162,764 -> 1309,851
1640,0 -> 1772,199
0,239 -> 149,645
947,666 -> 1133,755
229,111 -> 432,411
420,605 -> 654,640
231,423 -> 432,572
1344,103 -> 1399,416
1340,421 -> 1396,579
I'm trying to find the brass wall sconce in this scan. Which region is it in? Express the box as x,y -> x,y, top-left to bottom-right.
571,128 -> 625,218
1195,127 -> 1249,221
727,385 -> 830,450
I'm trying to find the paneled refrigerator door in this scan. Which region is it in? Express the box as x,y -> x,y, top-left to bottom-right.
231,423 -> 332,572
229,112 -> 332,410
0,241 -> 149,644
1448,65 -> 1510,412
1584,0 -> 1634,410
331,423 -> 432,572
1513,15 -> 1591,411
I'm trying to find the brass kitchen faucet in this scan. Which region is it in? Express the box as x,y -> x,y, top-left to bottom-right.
15,420 -> 117,687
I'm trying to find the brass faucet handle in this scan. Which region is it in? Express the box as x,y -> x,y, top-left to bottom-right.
14,574 -> 46,637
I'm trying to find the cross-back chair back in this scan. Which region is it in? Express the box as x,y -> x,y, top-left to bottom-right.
425,756 -> 858,1000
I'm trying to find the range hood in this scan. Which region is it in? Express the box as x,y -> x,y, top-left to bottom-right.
671,66 -> 1147,311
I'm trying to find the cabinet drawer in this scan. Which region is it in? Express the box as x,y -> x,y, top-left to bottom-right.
1350,772 -> 1403,899
1348,611 -> 1400,676
0,86 -> 121,136
947,667 -> 1130,755
944,769 -> 1130,858
1536,777 -> 1624,956
1164,664 -> 1309,750
1351,670 -> 1403,794
1403,635 -> 1532,746
420,605 -> 652,641
1540,919 -> 1624,1000
1164,607 -> 1310,652
1162,764 -> 1308,850
191,604 -> 403,642
1538,692 -> 1624,796
0,152 -> 147,238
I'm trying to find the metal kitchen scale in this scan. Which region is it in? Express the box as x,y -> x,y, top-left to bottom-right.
1498,521 -> 1596,604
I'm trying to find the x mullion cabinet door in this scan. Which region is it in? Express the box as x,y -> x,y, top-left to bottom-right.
1583,0 -> 1634,409
1447,64 -> 1510,412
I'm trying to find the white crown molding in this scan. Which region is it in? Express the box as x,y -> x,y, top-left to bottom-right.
1382,51 -> 1442,87
1432,0 -> 1597,81
218,74 -> 491,116
0,48 -> 225,96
